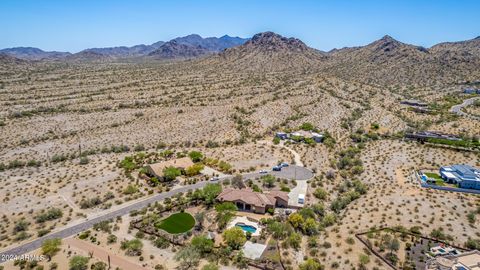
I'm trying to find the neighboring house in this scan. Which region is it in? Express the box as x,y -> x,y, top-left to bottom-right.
311,132 -> 324,143
400,99 -> 428,107
277,130 -> 324,143
463,88 -> 480,94
146,157 -> 194,180
275,132 -> 288,140
216,188 -> 288,214
426,250 -> 480,270
440,164 -> 480,190
405,131 -> 461,142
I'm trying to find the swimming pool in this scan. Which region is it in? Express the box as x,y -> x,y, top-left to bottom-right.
235,223 -> 257,233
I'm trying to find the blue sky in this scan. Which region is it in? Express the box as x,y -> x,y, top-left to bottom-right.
1,0 -> 479,52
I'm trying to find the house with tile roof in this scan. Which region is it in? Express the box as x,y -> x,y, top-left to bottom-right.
216,188 -> 289,214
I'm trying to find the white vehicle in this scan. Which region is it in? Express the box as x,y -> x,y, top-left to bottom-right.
210,177 -> 220,181
259,170 -> 268,174
298,194 -> 305,204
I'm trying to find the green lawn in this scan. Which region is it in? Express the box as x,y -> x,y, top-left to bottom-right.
424,173 -> 447,186
155,212 -> 195,234
435,179 -> 446,186
424,172 -> 442,180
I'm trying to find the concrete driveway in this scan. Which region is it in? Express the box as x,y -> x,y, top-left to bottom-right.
270,165 -> 313,180
288,179 -> 309,208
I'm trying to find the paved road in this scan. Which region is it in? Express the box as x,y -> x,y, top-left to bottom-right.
450,96 -> 480,120
0,165 -> 312,262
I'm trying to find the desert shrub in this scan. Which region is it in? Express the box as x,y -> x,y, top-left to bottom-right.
51,154 -> 67,163
79,197 -> 102,209
93,220 -> 112,233
107,234 -> 117,244
35,208 -> 63,223
13,220 -> 29,233
123,184 -> 138,195
185,164 -> 204,176
120,238 -> 143,256
134,144 -> 145,151
313,188 -> 327,200
465,238 -> 480,250
188,151 -> 203,162
152,236 -> 170,249
27,159 -> 41,167
79,157 -> 89,165
8,159 -> 26,169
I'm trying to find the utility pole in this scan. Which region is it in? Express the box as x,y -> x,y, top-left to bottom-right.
78,135 -> 82,157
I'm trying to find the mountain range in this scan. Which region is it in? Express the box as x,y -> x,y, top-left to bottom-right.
0,34 -> 249,60
1,31 -> 479,85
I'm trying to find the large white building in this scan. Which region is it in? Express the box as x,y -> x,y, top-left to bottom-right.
426,250 -> 480,270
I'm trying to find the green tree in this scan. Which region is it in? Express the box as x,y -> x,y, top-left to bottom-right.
13,219 -> 29,233
163,166 -> 181,181
359,254 -> 370,269
299,258 -> 323,270
267,221 -> 290,240
388,238 -> 400,255
321,213 -> 336,227
69,255 -> 89,270
175,246 -> 201,270
465,238 -> 480,250
185,163 -> 205,176
261,175 -> 276,188
91,262 -> 107,270
202,183 -> 222,205
123,184 -> 138,195
188,151 -> 203,162
190,235 -> 213,255
223,227 -> 246,249
288,213 -> 305,230
215,202 -> 237,229
300,122 -> 315,131
273,137 -> 280,145
302,218 -> 318,235
202,263 -> 219,270
287,232 -> 301,250
194,211 -> 205,230
120,238 -> 143,256
234,250 -> 248,269
231,174 -> 245,189
41,238 -> 61,261
313,188 -> 327,200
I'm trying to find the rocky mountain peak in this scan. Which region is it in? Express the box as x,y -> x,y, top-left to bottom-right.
246,31 -> 309,52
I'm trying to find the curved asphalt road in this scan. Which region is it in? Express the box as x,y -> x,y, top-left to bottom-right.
450,97 -> 480,120
0,165 -> 312,262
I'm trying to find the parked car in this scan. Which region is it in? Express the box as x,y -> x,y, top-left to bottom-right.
210,177 -> 219,181
259,170 -> 268,174
298,194 -> 305,204
272,166 -> 282,171
280,162 -> 289,167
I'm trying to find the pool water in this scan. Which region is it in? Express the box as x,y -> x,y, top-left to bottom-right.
235,223 -> 257,233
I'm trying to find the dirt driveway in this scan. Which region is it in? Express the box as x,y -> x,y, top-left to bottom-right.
64,237 -> 149,270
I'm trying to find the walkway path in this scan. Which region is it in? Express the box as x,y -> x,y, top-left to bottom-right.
450,96 -> 480,120
258,140 -> 314,207
258,140 -> 304,166
64,238 -> 149,270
